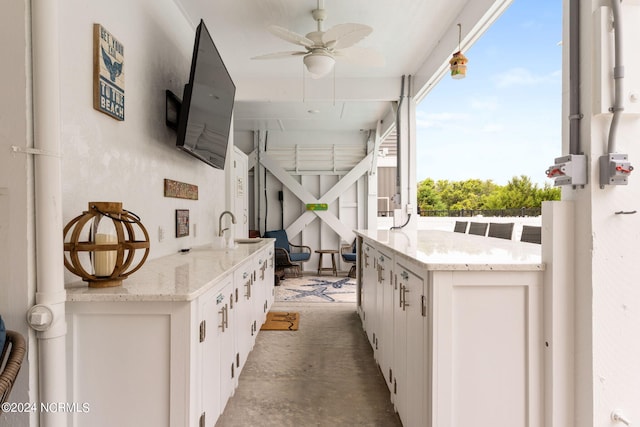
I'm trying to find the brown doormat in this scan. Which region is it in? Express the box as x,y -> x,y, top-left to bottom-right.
260,311 -> 300,331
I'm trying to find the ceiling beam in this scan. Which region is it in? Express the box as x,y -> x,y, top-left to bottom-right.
235,77 -> 401,102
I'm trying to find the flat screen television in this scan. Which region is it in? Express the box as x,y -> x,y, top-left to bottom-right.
174,20 -> 236,170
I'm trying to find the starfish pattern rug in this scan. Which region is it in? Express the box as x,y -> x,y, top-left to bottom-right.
275,275 -> 357,303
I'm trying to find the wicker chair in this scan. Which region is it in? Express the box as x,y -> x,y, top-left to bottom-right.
0,330 -> 27,411
263,230 -> 311,277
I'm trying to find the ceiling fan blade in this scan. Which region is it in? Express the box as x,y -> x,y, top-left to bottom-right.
322,23 -> 372,50
268,25 -> 315,48
251,51 -> 307,60
335,47 -> 385,67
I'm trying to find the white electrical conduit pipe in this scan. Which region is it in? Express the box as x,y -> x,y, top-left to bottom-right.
30,1 -> 68,426
608,0 -> 624,154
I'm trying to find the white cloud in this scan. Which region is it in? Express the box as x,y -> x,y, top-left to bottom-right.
492,67 -> 560,88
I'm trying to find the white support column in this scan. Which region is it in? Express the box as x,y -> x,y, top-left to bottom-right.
255,131 -> 267,235
542,201 -> 575,427
394,76 -> 418,233
561,0 -> 640,424
31,1 -> 67,425
366,122 -> 383,229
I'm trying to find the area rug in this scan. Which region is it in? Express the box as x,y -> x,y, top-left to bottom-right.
275,275 -> 357,303
260,311 -> 300,331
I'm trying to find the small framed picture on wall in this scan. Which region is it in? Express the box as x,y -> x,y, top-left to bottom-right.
175,209 -> 189,238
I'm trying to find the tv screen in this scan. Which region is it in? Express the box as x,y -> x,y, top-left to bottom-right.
176,20 -> 236,170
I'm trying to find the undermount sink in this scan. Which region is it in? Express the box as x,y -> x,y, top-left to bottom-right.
235,238 -> 261,244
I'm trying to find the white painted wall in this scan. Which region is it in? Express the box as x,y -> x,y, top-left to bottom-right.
1,0 -> 231,418
259,129 -> 371,272
58,0 -> 229,286
563,0 -> 640,425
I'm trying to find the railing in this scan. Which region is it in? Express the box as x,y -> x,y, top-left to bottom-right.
377,208 -> 542,217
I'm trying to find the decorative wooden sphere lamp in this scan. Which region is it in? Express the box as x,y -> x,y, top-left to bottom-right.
63,202 -> 150,288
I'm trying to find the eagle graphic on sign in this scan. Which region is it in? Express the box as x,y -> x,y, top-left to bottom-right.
101,46 -> 122,82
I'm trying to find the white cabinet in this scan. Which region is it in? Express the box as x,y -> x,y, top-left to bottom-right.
356,231 -> 544,427
65,301 -> 191,427
376,248 -> 394,393
253,245 -> 274,328
394,261 -> 428,427
430,270 -> 543,427
360,240 -> 377,347
66,241 -> 275,427
233,259 -> 255,372
200,275 -> 233,425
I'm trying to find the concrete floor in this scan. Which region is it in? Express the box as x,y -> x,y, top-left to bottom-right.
215,302 -> 403,427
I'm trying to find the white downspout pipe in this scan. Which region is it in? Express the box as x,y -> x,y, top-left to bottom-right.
30,1 -> 68,425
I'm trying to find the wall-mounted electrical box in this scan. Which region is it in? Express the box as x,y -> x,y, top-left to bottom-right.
599,153 -> 633,186
546,154 -> 587,186
593,3 -> 640,115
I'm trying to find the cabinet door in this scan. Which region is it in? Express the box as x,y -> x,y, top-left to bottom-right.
361,241 -> 377,346
431,270 -> 543,427
217,278 -> 236,414
377,249 -> 394,393
200,277 -> 232,426
252,248 -> 272,328
233,260 -> 254,371
254,245 -> 275,321
264,246 -> 275,310
395,262 -> 427,427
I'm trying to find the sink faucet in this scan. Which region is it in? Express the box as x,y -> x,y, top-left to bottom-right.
218,211 -> 236,237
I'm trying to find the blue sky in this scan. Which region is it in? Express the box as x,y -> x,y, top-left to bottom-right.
416,0 -> 562,186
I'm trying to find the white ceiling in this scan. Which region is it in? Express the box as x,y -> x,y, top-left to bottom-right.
174,0 -> 511,133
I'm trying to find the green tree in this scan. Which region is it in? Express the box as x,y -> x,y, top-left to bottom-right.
436,179 -> 497,210
417,178 -> 446,212
416,175 -> 560,212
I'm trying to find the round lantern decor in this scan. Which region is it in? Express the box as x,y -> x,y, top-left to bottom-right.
63,202 -> 150,288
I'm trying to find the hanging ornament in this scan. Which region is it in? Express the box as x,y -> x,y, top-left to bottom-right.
450,23 -> 467,79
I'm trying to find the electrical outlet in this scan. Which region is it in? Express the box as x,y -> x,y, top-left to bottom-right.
158,226 -> 165,242
193,223 -> 197,238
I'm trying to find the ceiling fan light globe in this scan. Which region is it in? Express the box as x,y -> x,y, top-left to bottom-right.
303,53 -> 335,78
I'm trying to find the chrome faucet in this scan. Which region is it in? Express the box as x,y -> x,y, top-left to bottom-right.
218,211 -> 236,237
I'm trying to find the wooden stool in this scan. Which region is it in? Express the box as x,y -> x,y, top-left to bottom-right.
315,249 -> 338,276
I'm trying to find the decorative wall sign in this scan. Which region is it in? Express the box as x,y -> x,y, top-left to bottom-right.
175,210 -> 190,238
164,179 -> 199,200
306,203 -> 328,211
94,24 -> 125,121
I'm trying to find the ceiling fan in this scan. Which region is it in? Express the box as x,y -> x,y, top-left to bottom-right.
251,0 -> 385,79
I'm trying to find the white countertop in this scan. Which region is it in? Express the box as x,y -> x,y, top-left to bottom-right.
356,229 -> 543,271
65,239 -> 274,302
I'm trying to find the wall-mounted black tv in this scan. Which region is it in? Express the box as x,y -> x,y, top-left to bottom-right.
174,20 -> 236,170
